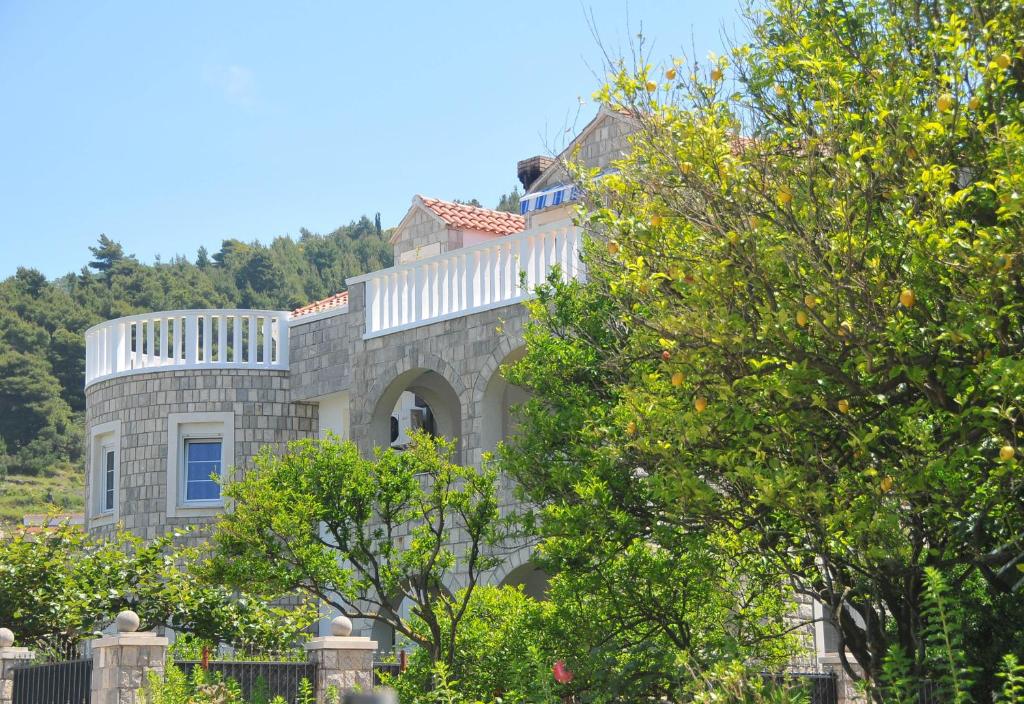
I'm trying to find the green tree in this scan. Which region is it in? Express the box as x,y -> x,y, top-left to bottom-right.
209,433 -> 505,668
496,188 -> 523,214
506,0 -> 1024,692
0,523 -> 314,655
87,235 -> 127,275
391,585 -> 558,704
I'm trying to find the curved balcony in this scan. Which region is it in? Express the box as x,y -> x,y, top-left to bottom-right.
85,309 -> 290,388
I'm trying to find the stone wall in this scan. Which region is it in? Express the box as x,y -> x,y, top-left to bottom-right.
392,206 -> 453,262
84,368 -> 317,540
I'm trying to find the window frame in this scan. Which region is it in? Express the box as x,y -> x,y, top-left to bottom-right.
101,444 -> 116,513
166,412 -> 234,518
87,420 -> 121,529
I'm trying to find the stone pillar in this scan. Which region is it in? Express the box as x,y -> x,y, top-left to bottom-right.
0,628 -> 34,704
91,611 -> 168,704
304,616 -> 378,699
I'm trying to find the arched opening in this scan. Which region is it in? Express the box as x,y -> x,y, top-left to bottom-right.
480,348 -> 529,454
370,368 -> 462,460
499,561 -> 550,601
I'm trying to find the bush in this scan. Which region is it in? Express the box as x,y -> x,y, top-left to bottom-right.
390,585 -> 559,704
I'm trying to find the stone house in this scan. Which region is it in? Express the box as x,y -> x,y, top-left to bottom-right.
82,107 -> 850,691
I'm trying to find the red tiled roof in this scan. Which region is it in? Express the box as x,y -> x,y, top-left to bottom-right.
292,290 -> 349,318
419,196 -> 525,236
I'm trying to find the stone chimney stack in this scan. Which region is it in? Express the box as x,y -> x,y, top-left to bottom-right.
517,156 -> 554,191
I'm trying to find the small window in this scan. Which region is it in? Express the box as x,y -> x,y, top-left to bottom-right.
184,439 -> 222,502
103,448 -> 115,512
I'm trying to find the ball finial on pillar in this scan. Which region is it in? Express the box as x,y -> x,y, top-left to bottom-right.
0,627 -> 14,648
330,615 -> 353,637
115,610 -> 140,633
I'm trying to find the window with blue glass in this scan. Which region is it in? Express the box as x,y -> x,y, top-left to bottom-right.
184,439 -> 222,502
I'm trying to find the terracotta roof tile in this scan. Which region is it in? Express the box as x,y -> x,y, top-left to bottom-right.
292,290 -> 349,318
419,196 -> 525,236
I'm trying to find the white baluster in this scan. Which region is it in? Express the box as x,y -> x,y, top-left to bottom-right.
202,315 -> 212,364
217,316 -> 226,363
248,315 -> 257,364
439,260 -> 450,316
184,314 -> 198,365
367,279 -> 378,334
231,314 -> 241,363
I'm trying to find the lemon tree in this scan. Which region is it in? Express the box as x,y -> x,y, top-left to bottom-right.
504,0 -> 1024,692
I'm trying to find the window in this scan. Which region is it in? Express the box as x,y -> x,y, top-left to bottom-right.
184,439 -> 222,502
88,420 -> 120,526
166,412 -> 233,517
102,447 -> 115,512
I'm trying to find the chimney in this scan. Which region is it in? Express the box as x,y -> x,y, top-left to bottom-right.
517,156 -> 554,191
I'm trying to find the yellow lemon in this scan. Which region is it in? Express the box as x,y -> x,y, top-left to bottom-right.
626,421 -> 637,436
937,93 -> 954,113
665,68 -> 677,80
1000,444 -> 1015,461
837,399 -> 850,414
607,241 -> 620,255
839,320 -> 853,337
694,397 -> 708,413
804,294 -> 816,310
777,186 -> 793,205
646,80 -> 658,92
671,371 -> 685,387
900,289 -> 916,308
796,311 -> 808,327
681,161 -> 694,175
880,476 -> 894,493
773,84 -> 786,97
997,53 -> 1012,69
710,68 -> 724,82
651,215 -> 665,227
968,95 -> 981,111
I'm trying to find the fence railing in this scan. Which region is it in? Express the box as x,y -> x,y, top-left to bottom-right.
175,660 -> 317,703
12,658 -> 91,704
85,309 -> 290,387
349,220 -> 584,338
763,672 -> 838,704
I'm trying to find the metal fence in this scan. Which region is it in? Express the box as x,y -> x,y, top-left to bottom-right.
175,660 -> 317,703
763,671 -> 838,704
373,661 -> 403,686
12,658 -> 92,704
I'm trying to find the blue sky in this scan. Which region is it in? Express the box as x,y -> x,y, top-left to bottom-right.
0,1 -> 744,280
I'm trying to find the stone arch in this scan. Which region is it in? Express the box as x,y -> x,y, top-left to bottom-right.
476,342 -> 530,456
490,546 -> 550,601
365,352 -> 466,461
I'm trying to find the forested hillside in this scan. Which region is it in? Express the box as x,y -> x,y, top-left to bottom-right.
0,214 -> 393,518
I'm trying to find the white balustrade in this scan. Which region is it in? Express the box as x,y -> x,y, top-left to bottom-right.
349,221 -> 583,338
85,309 -> 290,388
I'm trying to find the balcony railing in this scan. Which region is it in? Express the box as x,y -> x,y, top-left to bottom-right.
85,309 -> 290,388
348,220 -> 583,338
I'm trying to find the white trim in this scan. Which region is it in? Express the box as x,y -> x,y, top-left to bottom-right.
289,304 -> 350,327
166,412 -> 234,518
87,420 -> 121,529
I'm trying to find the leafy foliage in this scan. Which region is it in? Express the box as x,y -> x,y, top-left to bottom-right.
390,585 -> 558,704
209,432 -> 507,667
0,522 -> 314,655
504,0 -> 1024,693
